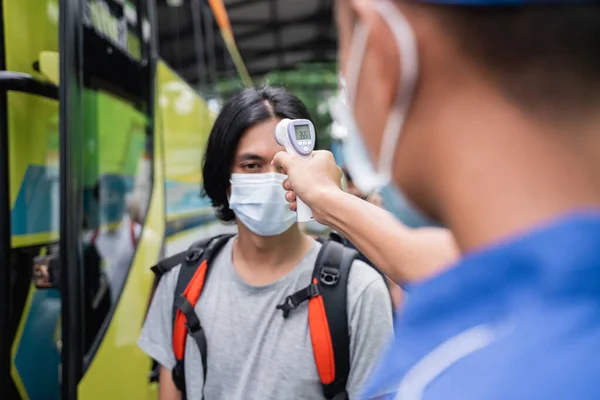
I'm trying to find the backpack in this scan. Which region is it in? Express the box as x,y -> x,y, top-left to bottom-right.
150,233 -> 361,400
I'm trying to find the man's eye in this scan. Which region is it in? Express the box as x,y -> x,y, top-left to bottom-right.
242,163 -> 259,170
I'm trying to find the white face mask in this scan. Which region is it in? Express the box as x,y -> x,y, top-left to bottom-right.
330,0 -> 437,227
229,172 -> 297,236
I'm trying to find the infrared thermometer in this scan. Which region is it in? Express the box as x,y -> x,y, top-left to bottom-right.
275,118 -> 315,222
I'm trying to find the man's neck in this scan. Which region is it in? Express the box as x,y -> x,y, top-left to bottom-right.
233,223 -> 313,285
428,90 -> 600,253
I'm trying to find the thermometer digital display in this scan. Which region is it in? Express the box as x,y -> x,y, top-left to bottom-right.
294,124 -> 311,141
275,118 -> 316,222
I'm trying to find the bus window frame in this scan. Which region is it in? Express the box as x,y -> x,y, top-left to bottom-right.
59,0 -> 86,398
0,1 -> 10,395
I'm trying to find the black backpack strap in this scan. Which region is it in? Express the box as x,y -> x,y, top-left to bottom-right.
315,231 -> 346,246
275,236 -> 348,318
150,251 -> 188,277
168,234 -> 234,398
276,282 -> 320,318
311,240 -> 357,399
327,231 -> 347,245
323,233 -> 395,312
274,238 -> 357,399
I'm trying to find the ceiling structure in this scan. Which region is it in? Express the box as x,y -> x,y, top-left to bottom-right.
225,0 -> 336,77
156,0 -> 337,86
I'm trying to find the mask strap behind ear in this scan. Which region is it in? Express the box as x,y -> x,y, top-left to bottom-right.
345,22 -> 369,107
374,0 -> 419,178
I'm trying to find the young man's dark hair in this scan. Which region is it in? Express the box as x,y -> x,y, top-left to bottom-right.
202,87 -> 312,221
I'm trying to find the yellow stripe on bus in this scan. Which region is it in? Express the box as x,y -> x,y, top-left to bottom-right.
11,232 -> 59,248
10,284 -> 35,400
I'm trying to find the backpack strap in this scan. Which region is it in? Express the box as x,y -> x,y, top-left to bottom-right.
309,240 -> 356,399
275,239 -> 357,400
322,232 -> 393,308
170,234 -> 233,398
148,234 -> 233,398
315,231 -> 346,246
150,250 -> 189,277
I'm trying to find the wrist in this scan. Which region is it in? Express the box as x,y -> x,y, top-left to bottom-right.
312,187 -> 348,226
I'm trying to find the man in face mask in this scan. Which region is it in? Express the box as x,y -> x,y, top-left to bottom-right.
139,87 -> 393,400
273,0 -> 600,398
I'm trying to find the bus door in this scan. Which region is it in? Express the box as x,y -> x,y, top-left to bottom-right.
58,0 -> 158,399
0,0 -> 158,398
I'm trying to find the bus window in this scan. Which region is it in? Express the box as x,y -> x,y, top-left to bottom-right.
80,92 -> 150,355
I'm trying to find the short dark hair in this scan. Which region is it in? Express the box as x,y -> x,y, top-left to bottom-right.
422,4 -> 600,118
202,87 -> 312,222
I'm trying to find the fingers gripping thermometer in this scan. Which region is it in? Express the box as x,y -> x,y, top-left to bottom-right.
275,118 -> 315,222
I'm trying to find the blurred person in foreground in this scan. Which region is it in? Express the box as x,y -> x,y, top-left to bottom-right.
273,0 -> 600,398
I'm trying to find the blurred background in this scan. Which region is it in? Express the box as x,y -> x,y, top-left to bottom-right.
160,0 -> 341,154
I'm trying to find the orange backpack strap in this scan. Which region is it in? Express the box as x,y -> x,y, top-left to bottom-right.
149,234 -> 233,399
276,240 -> 357,400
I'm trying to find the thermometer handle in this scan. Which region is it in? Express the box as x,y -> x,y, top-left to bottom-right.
282,141 -> 314,222
296,196 -> 313,222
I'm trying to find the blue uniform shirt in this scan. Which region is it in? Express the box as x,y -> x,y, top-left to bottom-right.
362,212 -> 600,400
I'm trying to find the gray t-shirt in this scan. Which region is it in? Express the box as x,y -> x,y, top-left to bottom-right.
138,237 -> 393,399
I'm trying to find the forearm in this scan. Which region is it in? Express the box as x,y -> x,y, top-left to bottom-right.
315,190 -> 458,283
159,366 -> 181,400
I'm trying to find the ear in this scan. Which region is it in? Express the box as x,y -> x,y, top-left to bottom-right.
352,0 -> 401,114
337,0 -> 377,76
349,0 -> 381,31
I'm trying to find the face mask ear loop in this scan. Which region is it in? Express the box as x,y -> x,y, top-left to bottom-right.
374,1 -> 420,181
345,22 -> 369,108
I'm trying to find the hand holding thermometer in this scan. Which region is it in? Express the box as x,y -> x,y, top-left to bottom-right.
275,118 -> 315,222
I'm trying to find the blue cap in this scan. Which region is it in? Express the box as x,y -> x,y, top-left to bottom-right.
411,0 -> 597,4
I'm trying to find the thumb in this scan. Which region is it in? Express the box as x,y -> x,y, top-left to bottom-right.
271,151 -> 294,171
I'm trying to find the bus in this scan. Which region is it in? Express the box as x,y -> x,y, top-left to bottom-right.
0,0 -> 248,399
